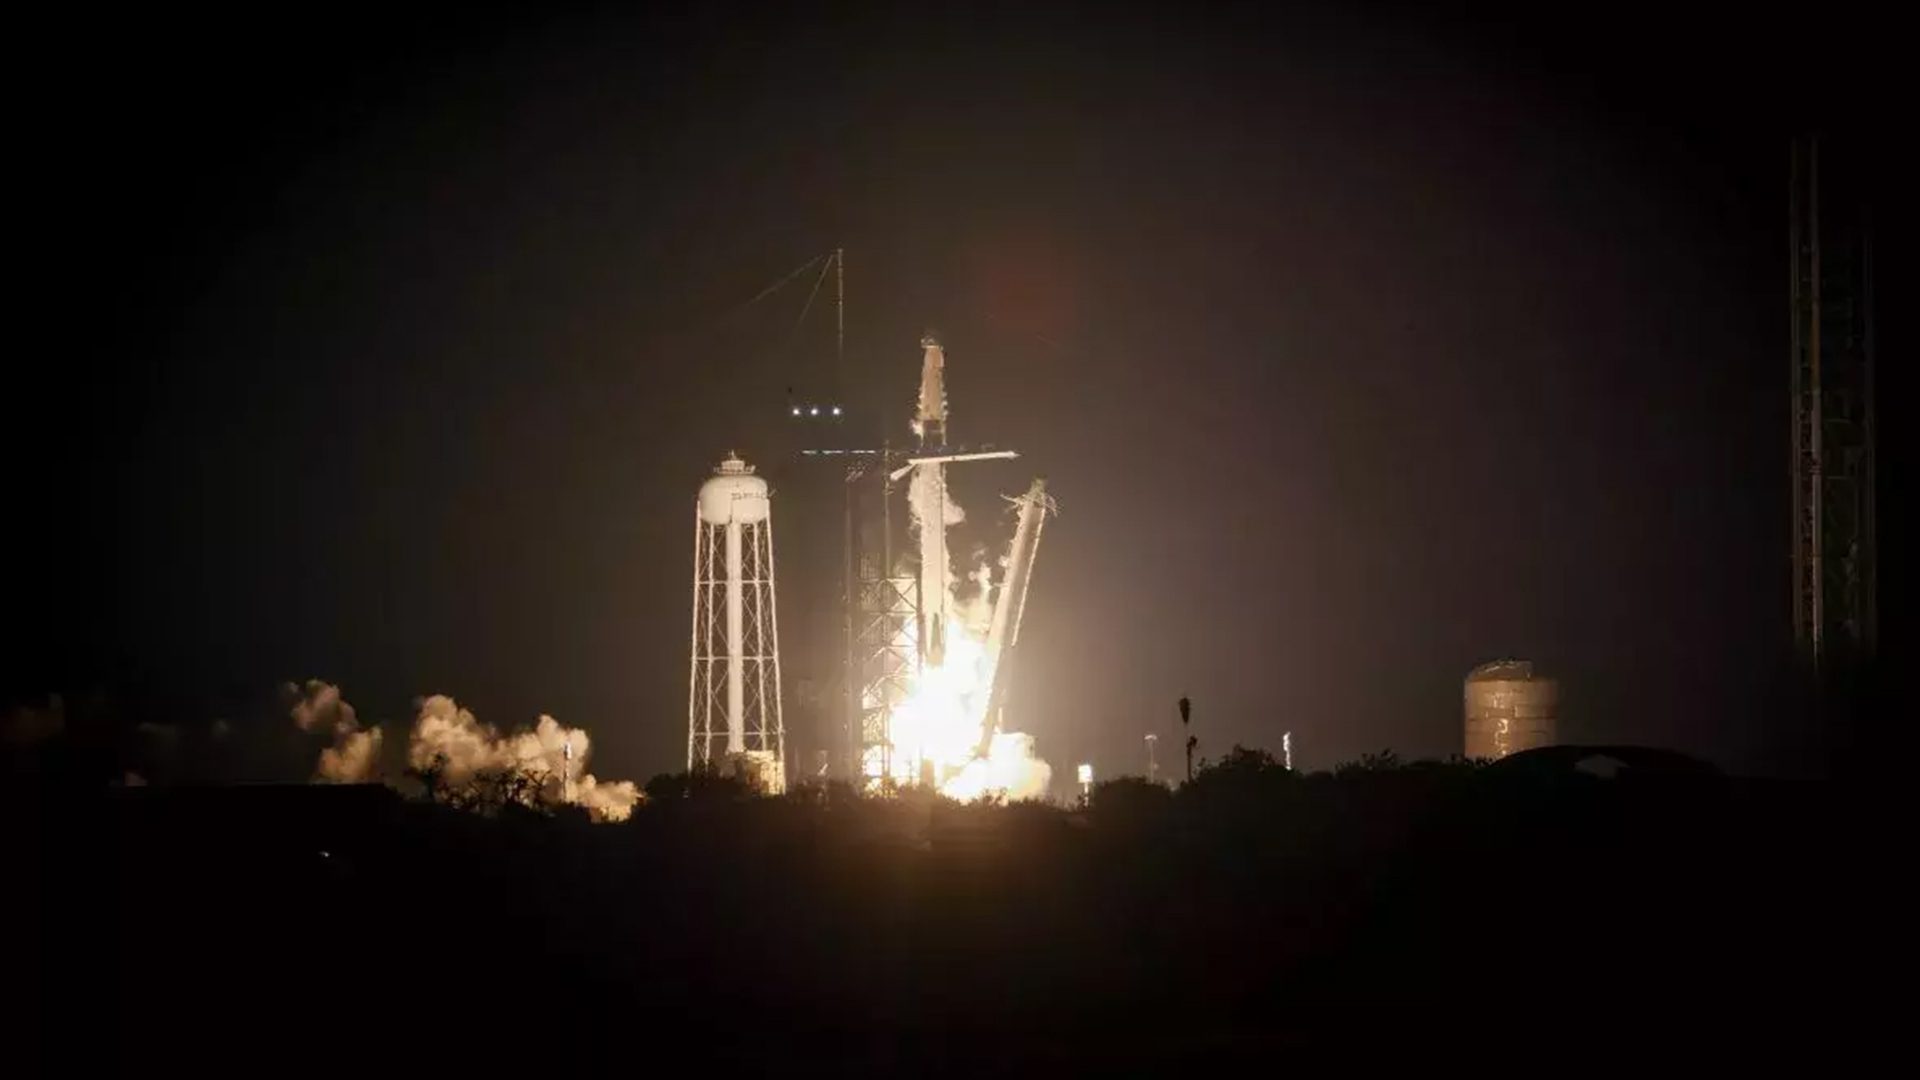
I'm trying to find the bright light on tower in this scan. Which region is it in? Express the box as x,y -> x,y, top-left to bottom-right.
809,406 -> 820,416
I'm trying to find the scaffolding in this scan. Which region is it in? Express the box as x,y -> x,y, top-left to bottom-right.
848,451 -> 916,787
1788,135 -> 1876,676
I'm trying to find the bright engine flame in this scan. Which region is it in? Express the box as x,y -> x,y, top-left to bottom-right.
865,617 -> 1052,801
893,622 -> 991,771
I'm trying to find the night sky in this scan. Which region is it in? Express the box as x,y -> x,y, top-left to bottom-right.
8,2 -> 1890,782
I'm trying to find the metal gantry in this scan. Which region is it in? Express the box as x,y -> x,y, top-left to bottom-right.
779,258 -> 1034,788
799,446 -> 915,788
1789,135 -> 1877,677
852,451 -> 918,788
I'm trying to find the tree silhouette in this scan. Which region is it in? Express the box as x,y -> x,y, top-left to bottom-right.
1178,695 -> 1195,783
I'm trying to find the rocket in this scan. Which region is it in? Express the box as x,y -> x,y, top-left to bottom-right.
915,335 -> 952,666
897,335 -> 1019,674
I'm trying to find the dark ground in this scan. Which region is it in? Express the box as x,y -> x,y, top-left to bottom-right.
19,745 -> 1890,1071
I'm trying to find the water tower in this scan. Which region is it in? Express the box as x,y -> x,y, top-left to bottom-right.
1463,659 -> 1558,761
689,453 -> 786,793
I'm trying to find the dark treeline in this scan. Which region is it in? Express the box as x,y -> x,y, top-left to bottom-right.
20,743 -> 1878,1070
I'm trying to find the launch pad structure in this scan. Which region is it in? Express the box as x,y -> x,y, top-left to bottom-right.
740,248 -> 1054,792
807,338 -> 1042,789
1788,135 -> 1876,679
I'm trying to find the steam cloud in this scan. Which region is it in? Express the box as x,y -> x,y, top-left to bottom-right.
908,466 -> 966,528
408,694 -> 639,822
291,679 -> 354,733
954,561 -> 997,631
290,679 -> 383,783
288,681 -> 637,821
318,728 -> 384,783
942,732 -> 1054,803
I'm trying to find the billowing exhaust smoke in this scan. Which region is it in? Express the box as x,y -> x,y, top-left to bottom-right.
407,694 -> 639,822
318,728 -> 383,783
888,483 -> 1055,802
288,681 -> 638,821
290,679 -> 354,734
290,679 -> 383,784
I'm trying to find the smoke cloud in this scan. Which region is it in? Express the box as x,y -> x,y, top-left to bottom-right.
407,695 -> 638,822
285,683 -> 637,820
290,679 -> 355,734
572,774 -> 643,823
954,559 -> 997,632
317,727 -> 383,783
941,732 -> 1054,803
895,475 -> 1057,803
290,680 -> 383,784
908,466 -> 966,529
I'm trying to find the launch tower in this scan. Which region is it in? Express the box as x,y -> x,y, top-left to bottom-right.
1789,135 -> 1876,677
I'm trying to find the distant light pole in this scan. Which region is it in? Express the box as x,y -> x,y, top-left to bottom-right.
1145,733 -> 1160,784
1283,730 -> 1293,772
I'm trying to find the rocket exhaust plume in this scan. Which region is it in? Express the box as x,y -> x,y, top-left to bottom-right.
886,486 -> 1053,802
862,335 -> 1054,800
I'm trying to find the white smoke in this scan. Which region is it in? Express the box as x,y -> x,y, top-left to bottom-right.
572,773 -> 643,823
291,679 -> 383,784
317,727 -> 383,783
285,682 -> 636,818
908,466 -> 966,528
894,472 -> 1056,803
941,731 -> 1054,803
407,695 -> 638,822
290,679 -> 354,734
954,559 -> 997,632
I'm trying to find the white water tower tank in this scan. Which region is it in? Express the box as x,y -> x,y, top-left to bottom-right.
1464,660 -> 1558,761
698,455 -> 770,525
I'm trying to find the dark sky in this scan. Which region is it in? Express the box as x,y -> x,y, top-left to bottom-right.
9,1 -> 1890,781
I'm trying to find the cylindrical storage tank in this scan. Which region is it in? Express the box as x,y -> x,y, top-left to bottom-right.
1464,659 -> 1558,761
698,453 -> 770,525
